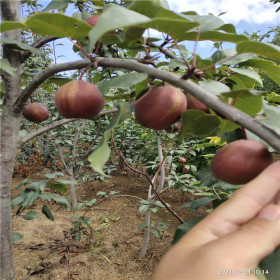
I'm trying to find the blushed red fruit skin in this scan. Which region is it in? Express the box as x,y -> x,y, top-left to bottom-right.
211,139 -> 273,185
182,167 -> 189,174
187,94 -> 209,113
180,157 -> 187,164
85,15 -> 100,27
22,103 -> 49,123
54,80 -> 105,119
134,86 -> 187,130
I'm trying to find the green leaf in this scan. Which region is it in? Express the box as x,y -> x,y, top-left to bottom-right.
55,179 -> 77,185
211,48 -> 256,65
12,232 -> 23,242
40,193 -> 71,208
139,204 -> 150,212
11,193 -> 26,208
97,72 -> 148,95
42,0 -> 70,12
42,205 -> 54,221
183,14 -> 225,33
0,21 -> 26,32
0,59 -> 17,75
218,118 -> 240,135
245,103 -> 280,149
48,76 -> 72,87
226,74 -> 256,89
88,102 -> 132,175
45,172 -> 64,179
51,194 -> 71,209
195,165 -> 218,186
188,197 -> 217,211
237,41 -> 280,59
198,80 -> 230,96
259,246 -> 280,280
89,5 -> 150,48
14,179 -> 30,190
25,13 -> 91,40
172,216 -> 205,245
240,59 -> 280,86
191,114 -> 221,136
222,89 -> 263,116
183,31 -> 248,43
27,180 -> 47,192
127,0 -> 167,17
46,182 -> 68,194
178,110 -> 220,140
22,191 -> 40,209
0,37 -> 42,56
23,211 -> 39,220
228,68 -> 263,87
141,8 -> 199,42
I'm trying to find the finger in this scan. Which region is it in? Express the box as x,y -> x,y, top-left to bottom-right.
198,204 -> 280,271
179,161 -> 280,248
153,205 -> 280,280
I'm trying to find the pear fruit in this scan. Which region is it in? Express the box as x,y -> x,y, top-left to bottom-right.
54,80 -> 105,119
22,102 -> 49,123
135,86 -> 187,130
211,139 -> 273,185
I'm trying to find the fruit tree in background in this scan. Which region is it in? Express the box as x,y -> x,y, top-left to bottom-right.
1,0 -> 280,279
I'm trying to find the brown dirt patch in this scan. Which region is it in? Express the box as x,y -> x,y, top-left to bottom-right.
12,167 -> 209,280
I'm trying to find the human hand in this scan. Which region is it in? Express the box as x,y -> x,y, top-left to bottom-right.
153,161 -> 280,280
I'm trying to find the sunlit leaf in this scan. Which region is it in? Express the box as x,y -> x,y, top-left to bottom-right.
211,48 -> 256,64
89,6 -> 150,48
237,41 -> 280,59
25,13 -> 91,40
222,89 -> 263,116
88,102 -> 132,175
183,31 -> 248,43
240,59 -> 280,86
0,21 -> 26,32
198,80 -> 230,96
42,0 -> 70,12
228,68 -> 263,86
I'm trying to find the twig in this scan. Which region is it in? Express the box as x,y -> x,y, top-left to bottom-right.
58,145 -> 71,176
111,131 -> 185,224
212,186 -> 221,200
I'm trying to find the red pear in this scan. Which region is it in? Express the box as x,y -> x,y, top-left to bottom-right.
135,86 -> 187,130
211,139 -> 273,185
85,15 -> 100,27
22,102 -> 49,123
187,94 -> 209,113
180,157 -> 187,164
54,80 -> 105,119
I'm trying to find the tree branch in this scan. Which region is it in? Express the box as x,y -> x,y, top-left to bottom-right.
18,109 -> 117,146
15,57 -> 280,152
20,36 -> 58,62
149,42 -> 177,60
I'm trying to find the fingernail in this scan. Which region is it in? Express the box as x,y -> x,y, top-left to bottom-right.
258,205 -> 280,221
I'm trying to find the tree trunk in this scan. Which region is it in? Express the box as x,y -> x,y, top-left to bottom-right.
1,1 -> 22,279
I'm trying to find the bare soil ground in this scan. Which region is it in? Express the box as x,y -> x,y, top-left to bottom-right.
12,162 -> 209,280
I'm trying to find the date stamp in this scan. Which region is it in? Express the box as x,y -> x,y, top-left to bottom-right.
218,269 -> 269,275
